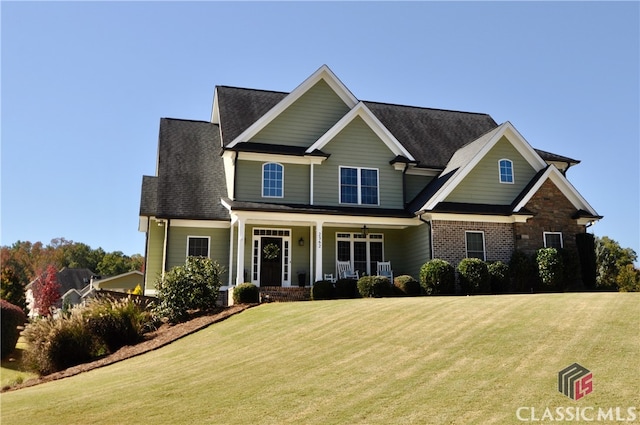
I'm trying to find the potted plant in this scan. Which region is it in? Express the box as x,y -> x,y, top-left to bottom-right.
297,271 -> 306,287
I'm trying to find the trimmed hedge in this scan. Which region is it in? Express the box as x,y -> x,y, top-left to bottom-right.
488,261 -> 510,294
233,283 -> 260,304
420,259 -> 455,295
457,258 -> 490,295
393,275 -> 421,296
311,280 -> 334,300
357,276 -> 392,298
335,278 -> 359,299
1,299 -> 27,358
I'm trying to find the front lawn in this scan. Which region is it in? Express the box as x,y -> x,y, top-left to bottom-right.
1,293 -> 638,424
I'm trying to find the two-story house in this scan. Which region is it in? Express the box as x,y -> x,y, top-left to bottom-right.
138,65 -> 601,295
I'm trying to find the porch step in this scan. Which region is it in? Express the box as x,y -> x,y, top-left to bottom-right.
260,286 -> 311,302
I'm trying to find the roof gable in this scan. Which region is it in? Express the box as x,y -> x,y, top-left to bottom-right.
306,102 -> 415,160
226,65 -> 358,149
419,121 -> 548,211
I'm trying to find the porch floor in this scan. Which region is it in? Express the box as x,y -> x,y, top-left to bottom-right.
260,286 -> 311,302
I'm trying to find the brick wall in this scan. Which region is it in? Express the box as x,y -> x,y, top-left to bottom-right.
514,179 -> 585,256
431,220 -> 515,266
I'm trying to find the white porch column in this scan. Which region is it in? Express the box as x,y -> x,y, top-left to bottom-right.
314,220 -> 324,282
235,217 -> 246,285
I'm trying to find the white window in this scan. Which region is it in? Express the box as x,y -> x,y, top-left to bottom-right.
339,166 -> 379,205
187,236 -> 210,258
262,162 -> 283,198
336,232 -> 384,276
465,231 -> 486,260
544,232 -> 563,249
498,159 -> 514,184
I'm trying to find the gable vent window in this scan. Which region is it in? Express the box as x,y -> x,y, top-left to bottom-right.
543,232 -> 563,249
262,163 -> 283,198
340,166 -> 379,205
187,236 -> 210,258
499,159 -> 514,184
465,231 -> 486,260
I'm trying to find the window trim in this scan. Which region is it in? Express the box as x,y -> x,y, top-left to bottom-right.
262,162 -> 284,198
338,166 -> 380,206
186,236 -> 210,258
465,231 -> 486,261
543,232 -> 563,249
498,158 -> 514,184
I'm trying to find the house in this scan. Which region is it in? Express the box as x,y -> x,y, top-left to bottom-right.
26,268 -> 96,317
91,270 -> 143,293
138,65 -> 601,295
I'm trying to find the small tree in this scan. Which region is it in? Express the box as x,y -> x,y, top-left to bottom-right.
488,261 -> 509,294
155,257 -> 224,322
32,265 -> 61,317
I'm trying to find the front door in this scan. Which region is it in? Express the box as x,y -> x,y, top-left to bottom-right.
260,237 -> 283,286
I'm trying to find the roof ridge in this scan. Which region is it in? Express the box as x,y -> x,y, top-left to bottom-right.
216,85 -> 288,96
363,99 -> 493,117
161,117 -> 215,124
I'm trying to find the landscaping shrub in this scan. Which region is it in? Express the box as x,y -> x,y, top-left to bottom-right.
155,257 -> 224,322
420,259 -> 455,295
457,258 -> 491,294
23,311 -> 101,375
233,283 -> 260,304
334,278 -> 358,299
488,261 -> 510,294
393,275 -> 421,296
357,275 -> 392,298
311,280 -> 334,300
85,297 -> 148,353
576,233 -> 597,289
536,248 -> 564,291
1,299 -> 27,358
509,250 -> 538,292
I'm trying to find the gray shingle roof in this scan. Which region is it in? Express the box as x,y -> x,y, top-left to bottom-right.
140,118 -> 229,220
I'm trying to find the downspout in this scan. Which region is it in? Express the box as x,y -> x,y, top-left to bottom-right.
402,163 -> 409,206
162,219 -> 171,275
419,214 -> 434,260
232,151 -> 238,200
142,218 -> 150,294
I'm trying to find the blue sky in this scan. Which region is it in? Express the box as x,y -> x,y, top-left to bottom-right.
2,2 -> 638,260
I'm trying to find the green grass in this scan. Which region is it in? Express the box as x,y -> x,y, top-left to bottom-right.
1,340 -> 37,389
1,293 -> 638,424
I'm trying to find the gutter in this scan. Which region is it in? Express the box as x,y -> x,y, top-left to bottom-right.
419,214 -> 434,261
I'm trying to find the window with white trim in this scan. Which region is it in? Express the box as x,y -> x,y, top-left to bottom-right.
336,232 -> 384,276
543,232 -> 563,249
187,236 -> 210,258
339,167 -> 379,205
465,231 -> 486,260
262,162 -> 283,198
499,159 -> 514,184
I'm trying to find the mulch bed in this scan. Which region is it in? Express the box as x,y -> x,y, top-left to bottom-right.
3,303 -> 255,393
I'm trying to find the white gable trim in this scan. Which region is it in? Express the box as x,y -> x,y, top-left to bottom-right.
306,102 -> 416,161
422,121 -> 547,211
513,165 -> 600,217
226,65 -> 358,149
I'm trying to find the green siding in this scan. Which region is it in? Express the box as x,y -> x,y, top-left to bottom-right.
97,273 -> 143,292
251,80 -> 351,148
314,117 -> 404,209
144,219 -> 165,292
405,174 -> 434,204
446,137 -> 538,204
235,160 -> 310,204
166,226 -> 230,283
399,223 -> 431,279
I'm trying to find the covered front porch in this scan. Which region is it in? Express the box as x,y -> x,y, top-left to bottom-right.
224,204 -> 426,288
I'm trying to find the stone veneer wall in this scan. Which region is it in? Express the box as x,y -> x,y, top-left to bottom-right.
514,179 -> 585,257
431,220 -> 515,267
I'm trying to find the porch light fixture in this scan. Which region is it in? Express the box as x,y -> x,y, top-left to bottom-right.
298,237 -> 304,246
361,225 -> 368,237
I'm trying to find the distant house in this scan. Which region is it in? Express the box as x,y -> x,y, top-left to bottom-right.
138,65 -> 601,294
91,270 -> 143,293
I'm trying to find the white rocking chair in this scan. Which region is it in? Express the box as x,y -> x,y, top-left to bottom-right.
377,261 -> 393,282
337,261 -> 359,280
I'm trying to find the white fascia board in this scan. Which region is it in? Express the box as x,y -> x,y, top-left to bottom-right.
226,65 -> 358,149
422,121 -> 547,211
422,212 -> 532,224
211,87 -> 220,124
231,209 -> 418,228
513,165 -> 600,216
405,166 -> 441,176
306,102 -> 416,161
236,151 -> 326,165
170,219 -> 230,229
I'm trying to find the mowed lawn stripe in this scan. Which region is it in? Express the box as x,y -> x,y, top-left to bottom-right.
1,293 -> 637,425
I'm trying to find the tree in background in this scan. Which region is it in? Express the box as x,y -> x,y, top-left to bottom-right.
97,251 -> 143,276
595,236 -> 638,290
32,265 -> 61,317
1,267 -> 26,311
